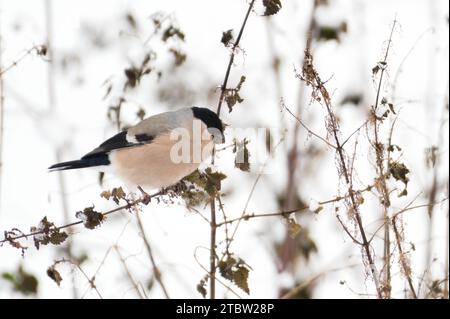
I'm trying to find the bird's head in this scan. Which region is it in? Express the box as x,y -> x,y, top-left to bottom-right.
191,107 -> 225,143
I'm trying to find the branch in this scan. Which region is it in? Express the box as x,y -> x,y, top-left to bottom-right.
208,0 -> 256,299
216,185 -> 375,227
370,19 -> 398,299
216,0 -> 256,116
297,49 -> 383,298
392,216 -> 418,298
0,190 -> 163,246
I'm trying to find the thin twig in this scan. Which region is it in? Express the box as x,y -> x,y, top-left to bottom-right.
53,258 -> 103,299
370,19 -> 398,298
281,263 -> 359,299
135,210 -> 170,299
299,49 -> 383,298
284,103 -> 336,149
209,198 -> 217,299
114,245 -> 145,299
216,0 -> 256,116
373,18 -> 397,111
216,185 -> 374,228
392,216 -> 418,298
208,0 -> 256,299
227,138 -> 284,247
193,246 -> 242,299
0,45 -> 44,76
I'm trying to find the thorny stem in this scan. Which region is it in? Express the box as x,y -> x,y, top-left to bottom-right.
370,19 -> 397,298
208,0 -> 256,299
300,50 -> 383,298
392,216 -> 418,298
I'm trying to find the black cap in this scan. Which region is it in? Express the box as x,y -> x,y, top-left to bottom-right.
191,107 -> 223,133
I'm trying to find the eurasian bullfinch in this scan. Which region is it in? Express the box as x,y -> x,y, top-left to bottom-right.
49,107 -> 224,189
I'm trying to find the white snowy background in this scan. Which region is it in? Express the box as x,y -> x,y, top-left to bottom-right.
0,0 -> 448,298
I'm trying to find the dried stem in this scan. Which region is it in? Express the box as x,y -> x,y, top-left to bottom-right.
444,182 -> 449,299
370,19 -> 397,298
208,0 -> 256,299
216,185 -> 374,227
215,0 -> 256,116
0,45 -> 44,76
135,212 -> 170,298
53,258 -> 103,299
392,216 -> 418,298
209,198 -> 217,299
114,245 -> 145,299
284,103 -> 337,149
298,50 -> 383,298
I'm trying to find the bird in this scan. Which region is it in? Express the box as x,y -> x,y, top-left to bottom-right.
49,107 -> 224,189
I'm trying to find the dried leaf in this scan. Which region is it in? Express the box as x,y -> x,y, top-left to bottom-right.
388,103 -> 396,114
287,218 -> 302,238
169,48 -> 187,66
372,65 -> 380,76
162,26 -> 185,42
389,161 -> 410,185
204,168 -> 227,197
125,13 -> 138,30
221,29 -> 233,47
196,276 -> 208,298
262,0 -> 282,16
218,256 -> 251,294
47,266 -> 63,286
124,67 -> 140,88
136,108 -> 146,120
2,266 -> 38,295
75,207 -> 104,230
31,217 -> 68,250
101,187 -> 126,205
225,76 -> 246,112
425,146 -> 439,168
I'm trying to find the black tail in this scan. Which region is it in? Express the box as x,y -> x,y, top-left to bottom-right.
48,155 -> 110,171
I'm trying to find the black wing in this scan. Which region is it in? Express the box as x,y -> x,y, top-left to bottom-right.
49,130 -> 154,171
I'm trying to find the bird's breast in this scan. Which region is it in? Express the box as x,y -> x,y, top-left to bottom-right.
109,123 -> 214,189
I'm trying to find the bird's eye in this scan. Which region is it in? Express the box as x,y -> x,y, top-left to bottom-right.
207,127 -> 225,144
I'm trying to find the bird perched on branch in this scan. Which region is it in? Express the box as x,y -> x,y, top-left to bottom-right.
49,107 -> 224,189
